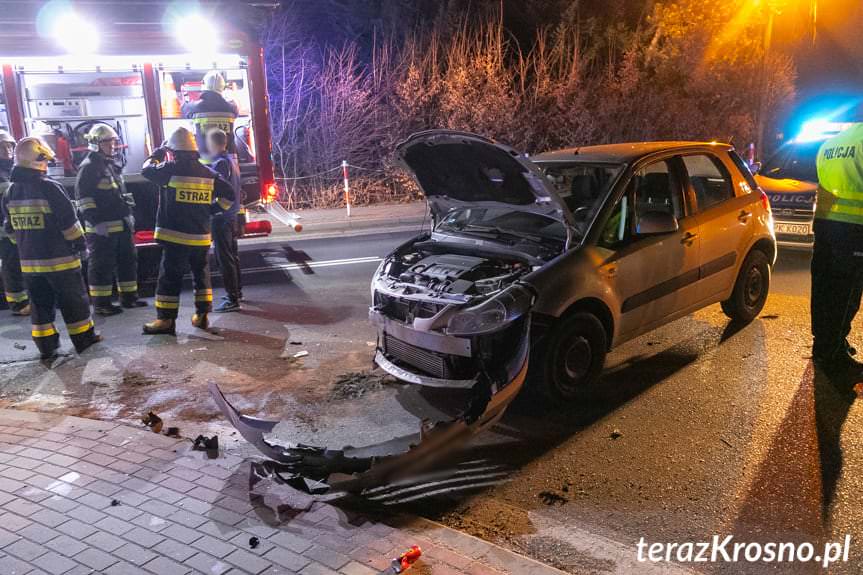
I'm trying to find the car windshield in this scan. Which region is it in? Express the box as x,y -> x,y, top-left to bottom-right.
761,140 -> 822,182
436,207 -> 567,244
533,161 -> 623,234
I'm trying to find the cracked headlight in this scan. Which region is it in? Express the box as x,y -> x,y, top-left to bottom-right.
446,284 -> 534,336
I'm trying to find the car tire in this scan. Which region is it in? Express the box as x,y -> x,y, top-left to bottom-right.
721,249 -> 770,324
534,312 -> 607,404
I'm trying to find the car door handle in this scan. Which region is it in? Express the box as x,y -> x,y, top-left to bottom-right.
738,210 -> 752,222
681,232 -> 697,244
601,265 -> 617,278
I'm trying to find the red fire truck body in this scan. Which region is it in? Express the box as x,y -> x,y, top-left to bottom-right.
0,2 -> 277,249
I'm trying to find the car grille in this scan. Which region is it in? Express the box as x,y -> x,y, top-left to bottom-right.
384,334 -> 452,379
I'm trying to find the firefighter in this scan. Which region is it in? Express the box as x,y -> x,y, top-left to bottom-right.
141,126 -> 234,335
0,130 -> 29,316
812,123 -> 863,378
181,70 -> 239,163
206,128 -> 243,312
0,137 -> 100,359
76,123 -> 146,315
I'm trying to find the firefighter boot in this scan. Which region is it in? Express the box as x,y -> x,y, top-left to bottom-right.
13,303 -> 31,316
74,333 -> 104,355
95,303 -> 123,316
191,313 -> 209,330
121,296 -> 148,309
143,319 -> 176,335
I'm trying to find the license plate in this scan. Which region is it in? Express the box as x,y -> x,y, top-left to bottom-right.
775,222 -> 811,236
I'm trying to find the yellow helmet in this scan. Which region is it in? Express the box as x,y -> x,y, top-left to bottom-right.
202,70 -> 226,93
86,123 -> 119,152
15,137 -> 55,172
167,126 -> 197,152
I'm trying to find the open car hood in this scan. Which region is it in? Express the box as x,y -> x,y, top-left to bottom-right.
396,130 -> 575,231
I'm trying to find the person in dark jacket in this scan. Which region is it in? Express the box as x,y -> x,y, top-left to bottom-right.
181,70 -> 239,164
0,130 -> 29,316
206,129 -> 243,312
1,137 -> 100,359
75,123 -> 146,315
141,126 -> 234,335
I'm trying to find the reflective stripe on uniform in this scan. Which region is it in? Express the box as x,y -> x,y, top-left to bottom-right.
194,289 -> 213,302
155,294 -> 180,309
7,199 -> 52,214
169,176 -> 214,190
20,255 -> 81,273
62,222 -> 84,241
97,179 -> 119,190
77,197 -> 98,211
66,318 -> 94,335
118,281 -> 138,293
192,113 -> 236,124
32,323 -> 57,338
5,291 -> 27,303
217,198 -> 233,211
89,285 -> 113,297
85,220 -> 125,234
153,227 -> 211,246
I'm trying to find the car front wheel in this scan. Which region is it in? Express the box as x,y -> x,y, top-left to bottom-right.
721,249 -> 770,323
534,311 -> 608,404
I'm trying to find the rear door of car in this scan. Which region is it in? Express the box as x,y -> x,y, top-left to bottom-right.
682,151 -> 758,301
597,156 -> 702,341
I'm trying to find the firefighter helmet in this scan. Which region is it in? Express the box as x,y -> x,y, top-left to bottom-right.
14,137 -> 55,172
86,123 -> 119,152
202,70 -> 226,93
0,130 -> 15,145
167,126 -> 197,152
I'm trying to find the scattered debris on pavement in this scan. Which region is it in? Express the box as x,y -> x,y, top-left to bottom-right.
164,427 -> 180,438
292,350 -> 309,358
13,343 -> 26,350
141,411 -> 163,433
193,434 -> 219,458
329,370 -> 398,400
110,499 -> 121,507
248,536 -> 260,549
391,545 -> 422,573
538,491 -> 568,506
610,428 -> 623,440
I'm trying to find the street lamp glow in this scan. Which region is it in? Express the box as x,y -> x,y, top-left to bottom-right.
53,11 -> 99,55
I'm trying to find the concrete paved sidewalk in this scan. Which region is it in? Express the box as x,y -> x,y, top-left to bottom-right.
0,408 -> 563,575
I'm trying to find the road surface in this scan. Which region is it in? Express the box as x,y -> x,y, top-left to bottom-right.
0,232 -> 859,574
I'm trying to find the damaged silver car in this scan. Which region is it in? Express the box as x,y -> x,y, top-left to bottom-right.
212,131 -> 775,493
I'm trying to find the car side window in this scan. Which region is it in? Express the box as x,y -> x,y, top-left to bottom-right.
598,193 -> 630,248
683,154 -> 735,211
631,160 -> 684,222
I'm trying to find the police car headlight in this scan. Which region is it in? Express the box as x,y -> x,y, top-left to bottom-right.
446,284 -> 534,336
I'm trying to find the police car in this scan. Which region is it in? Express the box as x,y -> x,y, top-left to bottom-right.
754,120 -> 854,249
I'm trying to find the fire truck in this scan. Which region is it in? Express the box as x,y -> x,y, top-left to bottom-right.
0,1 -> 277,288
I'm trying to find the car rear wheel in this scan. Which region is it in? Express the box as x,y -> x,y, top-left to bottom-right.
721,249 -> 770,324
534,312 -> 607,404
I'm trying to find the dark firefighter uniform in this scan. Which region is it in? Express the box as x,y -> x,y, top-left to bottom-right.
75,150 -> 140,310
1,164 -> 99,358
0,157 -> 29,313
812,123 -> 863,375
211,150 -> 243,306
142,146 -> 234,329
181,91 -> 239,162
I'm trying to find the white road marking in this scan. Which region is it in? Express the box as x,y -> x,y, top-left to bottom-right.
240,255 -> 382,275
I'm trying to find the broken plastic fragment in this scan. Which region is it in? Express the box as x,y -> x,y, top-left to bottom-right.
193,435 -> 219,458
391,546 -> 422,573
141,412 -> 163,434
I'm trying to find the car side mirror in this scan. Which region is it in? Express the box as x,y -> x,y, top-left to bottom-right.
636,211 -> 679,235
750,161 -> 762,175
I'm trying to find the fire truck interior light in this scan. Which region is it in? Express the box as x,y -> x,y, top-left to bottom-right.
51,10 -> 99,55
172,13 -> 219,55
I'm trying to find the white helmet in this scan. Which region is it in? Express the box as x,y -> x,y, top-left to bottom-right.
167,126 -> 197,152
15,137 -> 55,172
0,130 -> 15,145
202,70 -> 225,93
86,123 -> 119,152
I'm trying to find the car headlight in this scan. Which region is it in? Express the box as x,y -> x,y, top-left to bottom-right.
446,284 -> 534,336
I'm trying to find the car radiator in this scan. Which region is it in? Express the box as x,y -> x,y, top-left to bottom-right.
384,334 -> 453,379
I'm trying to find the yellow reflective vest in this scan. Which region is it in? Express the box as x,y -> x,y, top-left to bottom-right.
816,123 -> 863,225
